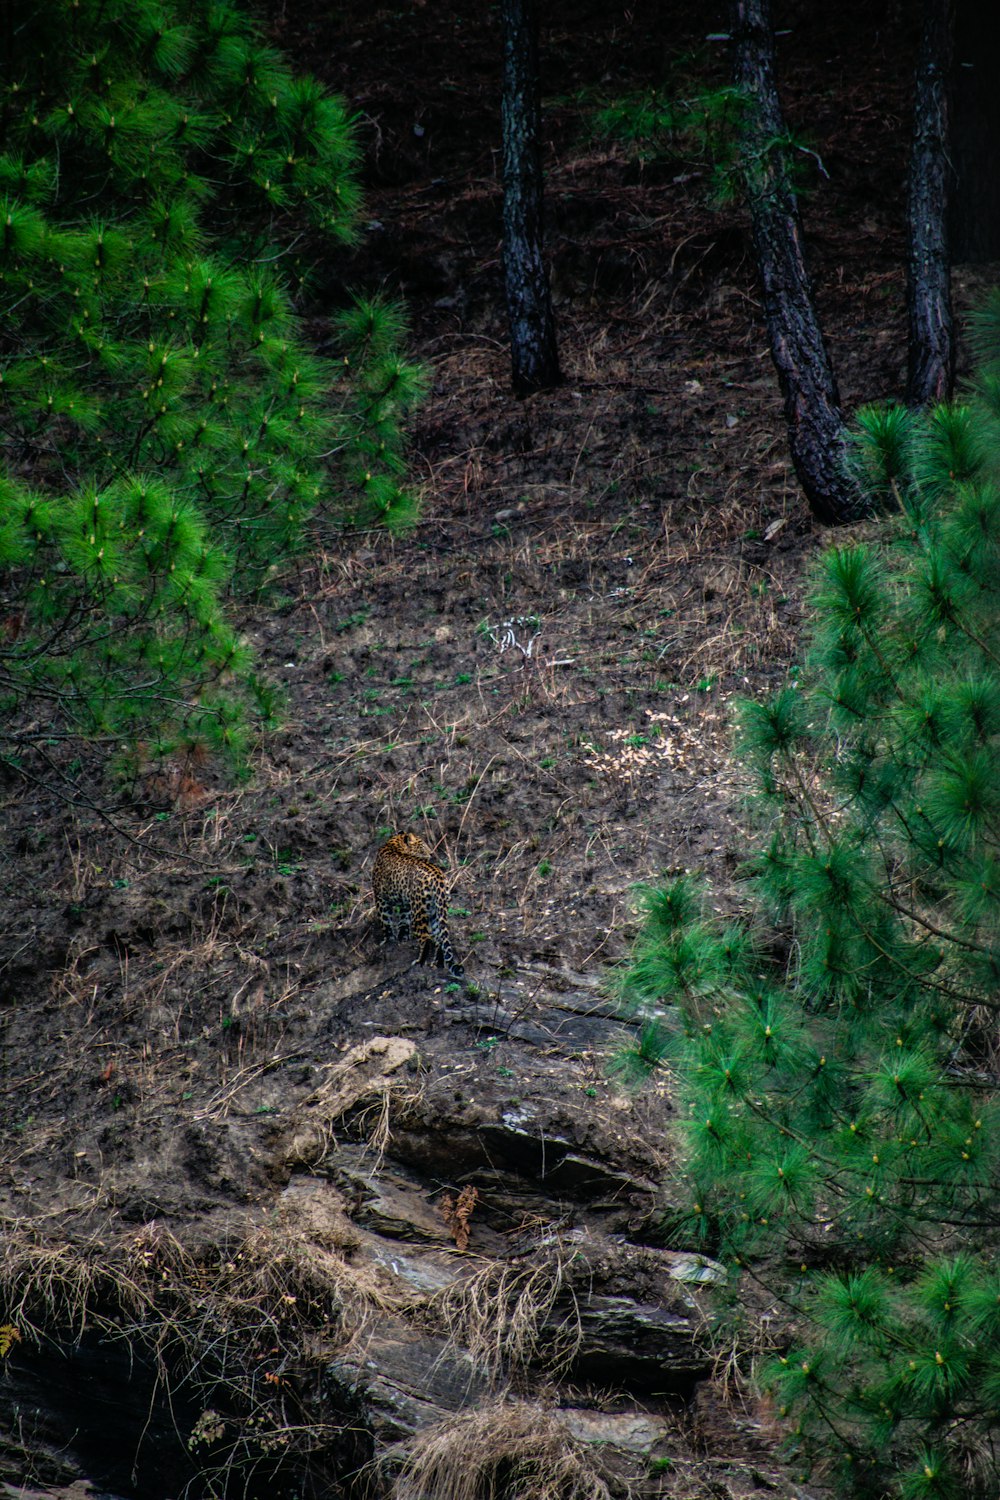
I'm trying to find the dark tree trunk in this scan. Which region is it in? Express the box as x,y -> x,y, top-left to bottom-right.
949,1 -> 1000,262
733,0 -> 867,525
907,0 -> 955,406
500,0 -> 561,396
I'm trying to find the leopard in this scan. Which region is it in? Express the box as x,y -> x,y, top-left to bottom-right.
372,832 -> 465,979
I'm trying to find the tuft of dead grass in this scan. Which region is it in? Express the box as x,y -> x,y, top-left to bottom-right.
392,1397 -> 616,1500
424,1250 -> 582,1389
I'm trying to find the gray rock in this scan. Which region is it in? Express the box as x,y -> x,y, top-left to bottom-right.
331,1324 -> 489,1442
571,1294 -> 710,1387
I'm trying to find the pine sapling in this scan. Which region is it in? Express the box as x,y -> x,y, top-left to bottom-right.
615,305 -> 1000,1498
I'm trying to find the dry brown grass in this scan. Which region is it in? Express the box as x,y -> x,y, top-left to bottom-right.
0,1215 -> 391,1358
0,1230 -> 156,1345
424,1251 -> 583,1390
392,1397 -> 617,1500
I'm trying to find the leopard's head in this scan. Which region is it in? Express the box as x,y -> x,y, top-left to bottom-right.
398,832 -> 432,857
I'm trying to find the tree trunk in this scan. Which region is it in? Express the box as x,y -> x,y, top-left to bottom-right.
907,0 -> 955,406
733,0 -> 866,524
501,0 -> 561,396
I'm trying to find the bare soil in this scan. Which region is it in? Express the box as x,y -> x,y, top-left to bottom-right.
0,2 -> 987,1496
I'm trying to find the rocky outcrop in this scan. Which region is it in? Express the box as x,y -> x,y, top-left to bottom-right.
0,1011 -> 787,1500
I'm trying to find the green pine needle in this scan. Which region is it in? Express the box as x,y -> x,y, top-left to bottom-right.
0,0 -> 424,773
613,308 -> 1000,1497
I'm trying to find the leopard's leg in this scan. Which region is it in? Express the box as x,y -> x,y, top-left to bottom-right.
379,896 -> 412,944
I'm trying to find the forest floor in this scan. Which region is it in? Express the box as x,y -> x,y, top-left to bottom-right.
1,1 -> 992,1496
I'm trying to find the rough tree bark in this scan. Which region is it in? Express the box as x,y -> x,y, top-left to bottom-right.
733,0 -> 866,524
907,0 -> 955,406
500,0 -> 561,396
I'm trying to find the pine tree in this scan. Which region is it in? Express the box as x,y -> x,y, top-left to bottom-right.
0,0 -> 424,775
616,301 -> 1000,1498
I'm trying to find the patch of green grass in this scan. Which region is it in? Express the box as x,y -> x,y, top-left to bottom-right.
334,608 -> 371,633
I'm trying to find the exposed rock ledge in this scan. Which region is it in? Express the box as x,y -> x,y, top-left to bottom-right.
2,1015 -> 800,1500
